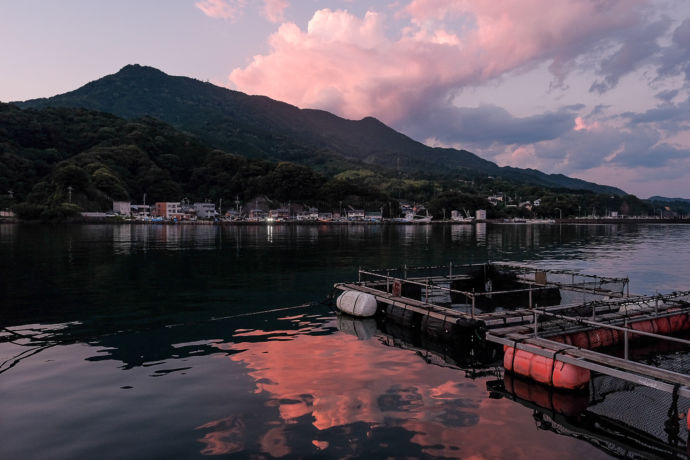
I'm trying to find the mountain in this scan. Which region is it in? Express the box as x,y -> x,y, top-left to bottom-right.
17,64 -> 625,195
646,196 -> 690,215
648,196 -> 690,203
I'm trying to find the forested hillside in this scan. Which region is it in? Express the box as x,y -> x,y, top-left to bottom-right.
0,103 -> 390,219
19,64 -> 625,195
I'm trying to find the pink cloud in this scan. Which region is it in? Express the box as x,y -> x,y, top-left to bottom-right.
195,0 -> 246,20
573,116 -> 600,132
229,2 -> 648,123
196,0 -> 288,23
262,0 -> 289,23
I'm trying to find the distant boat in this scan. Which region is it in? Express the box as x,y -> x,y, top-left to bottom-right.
403,210 -> 432,223
451,209 -> 475,223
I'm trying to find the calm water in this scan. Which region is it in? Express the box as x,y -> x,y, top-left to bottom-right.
1,223 -> 690,459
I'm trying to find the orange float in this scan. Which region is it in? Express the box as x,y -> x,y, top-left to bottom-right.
550,313 -> 690,350
504,345 -> 590,390
504,373 -> 589,416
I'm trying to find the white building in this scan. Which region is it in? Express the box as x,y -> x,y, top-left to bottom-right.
519,201 -> 532,210
487,195 -> 504,206
193,202 -> 218,219
113,201 -> 131,215
347,209 -> 365,220
475,209 -> 487,221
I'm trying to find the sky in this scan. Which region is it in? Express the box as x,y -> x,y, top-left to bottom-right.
2,0 -> 690,198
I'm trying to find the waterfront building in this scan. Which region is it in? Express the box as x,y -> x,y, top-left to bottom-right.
488,195 -> 504,206
113,201 -> 131,215
365,211 -> 383,222
248,209 -> 267,221
154,202 -> 183,219
193,202 -> 218,219
347,209 -> 365,220
269,208 -> 290,220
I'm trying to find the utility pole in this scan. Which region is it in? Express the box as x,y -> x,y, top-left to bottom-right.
219,198 -> 222,215
67,186 -> 73,203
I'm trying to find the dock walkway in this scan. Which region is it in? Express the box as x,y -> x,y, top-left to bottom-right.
334,263 -> 690,397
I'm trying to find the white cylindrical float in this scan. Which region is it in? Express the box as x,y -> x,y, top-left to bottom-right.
336,290 -> 378,317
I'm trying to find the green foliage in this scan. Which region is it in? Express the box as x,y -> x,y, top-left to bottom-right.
1,101 -> 659,222
54,163 -> 90,190
18,64 -> 625,196
40,203 -> 82,221
92,167 -> 128,200
14,203 -> 45,220
0,103 -> 401,217
266,162 -> 326,201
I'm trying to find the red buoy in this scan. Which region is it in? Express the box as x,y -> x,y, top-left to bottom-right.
504,345 -> 590,390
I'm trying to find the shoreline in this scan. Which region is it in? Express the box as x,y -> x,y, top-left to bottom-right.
3,217 -> 690,225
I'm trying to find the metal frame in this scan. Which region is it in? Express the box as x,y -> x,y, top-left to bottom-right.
488,332 -> 690,398
339,263 -> 690,398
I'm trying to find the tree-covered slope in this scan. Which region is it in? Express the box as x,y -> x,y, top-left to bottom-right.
0,103 -> 390,219
17,64 -> 625,195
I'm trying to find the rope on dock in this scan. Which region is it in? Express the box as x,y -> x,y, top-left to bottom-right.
549,347 -> 570,386
208,302 -> 317,321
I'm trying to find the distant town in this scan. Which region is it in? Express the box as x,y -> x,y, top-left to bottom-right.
54,194 -> 688,224
84,198 -> 482,224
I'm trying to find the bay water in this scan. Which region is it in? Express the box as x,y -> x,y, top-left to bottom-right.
1,223 -> 689,459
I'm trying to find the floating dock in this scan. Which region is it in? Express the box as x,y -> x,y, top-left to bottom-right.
333,262 -> 690,399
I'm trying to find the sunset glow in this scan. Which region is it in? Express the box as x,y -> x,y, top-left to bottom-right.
2,0 -> 690,196
194,319 -> 598,457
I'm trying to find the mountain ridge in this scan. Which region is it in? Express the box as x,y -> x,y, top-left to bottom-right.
17,64 -> 625,195
649,196 -> 690,202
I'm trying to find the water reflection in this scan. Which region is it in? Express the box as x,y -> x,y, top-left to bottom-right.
489,373 -> 690,459
337,316 -> 377,340
180,312 -> 601,458
3,223 -> 690,459
205,319 -> 487,457
476,222 -> 487,246
450,224 -> 472,242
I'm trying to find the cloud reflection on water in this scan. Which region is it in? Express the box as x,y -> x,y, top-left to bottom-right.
196,315 -> 589,458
